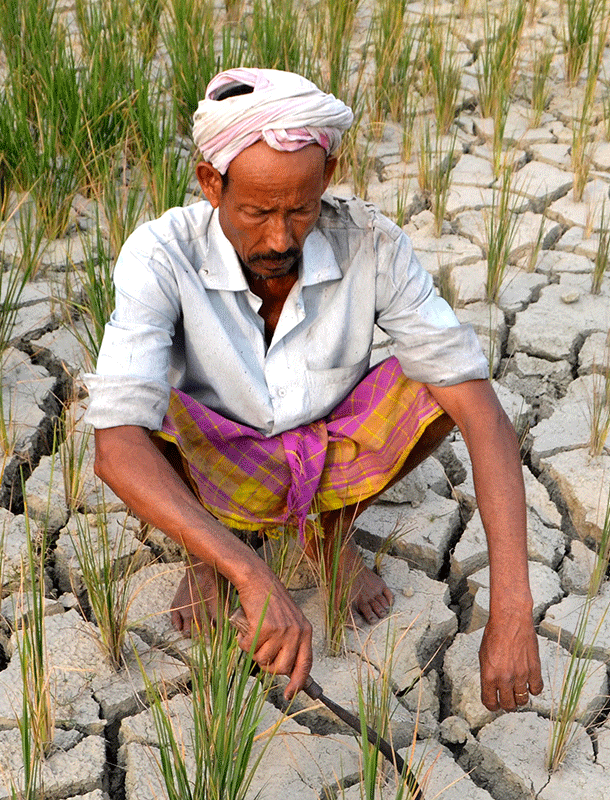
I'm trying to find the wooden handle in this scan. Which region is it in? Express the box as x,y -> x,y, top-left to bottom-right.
228,607 -> 250,636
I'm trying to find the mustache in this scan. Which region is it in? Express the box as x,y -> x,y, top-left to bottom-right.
248,248 -> 300,265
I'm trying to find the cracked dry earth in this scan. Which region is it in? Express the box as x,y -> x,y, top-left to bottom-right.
1,11 -> 610,800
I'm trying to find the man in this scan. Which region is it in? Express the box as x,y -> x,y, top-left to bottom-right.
85,68 -> 542,710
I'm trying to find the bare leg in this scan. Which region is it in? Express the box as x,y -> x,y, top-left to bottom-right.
311,412 -> 455,624
170,556 -> 222,634
149,437 -> 229,635
161,409 -> 454,632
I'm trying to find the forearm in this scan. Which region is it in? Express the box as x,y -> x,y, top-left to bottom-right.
462,411 -> 533,614
427,380 -> 533,610
93,425 -> 265,590
95,424 -> 313,696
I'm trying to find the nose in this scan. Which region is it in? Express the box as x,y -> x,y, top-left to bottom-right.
265,214 -> 293,254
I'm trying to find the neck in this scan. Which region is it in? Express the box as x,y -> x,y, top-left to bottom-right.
243,264 -> 299,301
243,265 -> 300,347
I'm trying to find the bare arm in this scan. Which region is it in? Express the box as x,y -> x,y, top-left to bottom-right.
94,425 -> 312,698
426,379 -> 543,711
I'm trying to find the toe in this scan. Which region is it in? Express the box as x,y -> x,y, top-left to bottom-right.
357,600 -> 377,625
382,587 -> 394,606
170,607 -> 185,632
370,597 -> 388,618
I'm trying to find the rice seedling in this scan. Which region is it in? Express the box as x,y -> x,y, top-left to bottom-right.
588,491 -> 610,596
546,591 -> 610,772
145,603 -> 279,800
356,684 -> 384,800
133,0 -> 164,66
571,26 -> 606,202
423,17 -> 462,135
417,123 -> 458,236
592,203 -> 610,293
0,383 -> 18,461
563,0 -> 607,86
484,164 -> 521,304
399,90 -> 421,163
335,119 -> 374,199
20,146 -> 83,242
489,93 -> 513,179
394,184 -> 412,229
417,123 -> 434,196
69,509 -> 145,670
476,0 -> 527,120
524,213 -> 547,273
58,394 -> 94,512
0,0 -> 92,238
128,68 -> 193,219
373,519 -> 416,575
304,512 -> 359,657
0,0 -> 61,127
312,0 -> 361,101
162,0 -> 219,135
258,531 -> 314,591
89,143 -> 148,260
349,635 -> 425,800
587,353 -> 610,457
370,0 -> 422,125
0,204 -> 46,353
431,131 -> 458,238
64,225 -> 116,364
437,263 -> 458,309
13,506 -> 54,762
530,44 -> 555,126
248,0 -> 312,76
0,103 -> 24,221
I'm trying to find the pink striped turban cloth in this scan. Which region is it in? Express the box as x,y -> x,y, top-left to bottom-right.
192,68 -> 354,174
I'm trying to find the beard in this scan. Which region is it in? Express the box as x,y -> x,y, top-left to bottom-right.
241,248 -> 301,280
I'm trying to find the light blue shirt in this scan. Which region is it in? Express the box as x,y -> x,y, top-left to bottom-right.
84,194 -> 488,435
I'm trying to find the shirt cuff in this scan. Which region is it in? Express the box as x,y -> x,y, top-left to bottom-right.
394,323 -> 489,386
83,374 -> 170,430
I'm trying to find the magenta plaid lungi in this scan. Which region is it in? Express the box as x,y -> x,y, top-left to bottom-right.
155,357 -> 444,538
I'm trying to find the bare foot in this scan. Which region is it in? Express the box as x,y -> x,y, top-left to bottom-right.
170,561 -> 222,635
304,534 -> 394,625
338,539 -> 394,624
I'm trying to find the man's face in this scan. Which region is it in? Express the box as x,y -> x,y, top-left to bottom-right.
197,142 -> 336,280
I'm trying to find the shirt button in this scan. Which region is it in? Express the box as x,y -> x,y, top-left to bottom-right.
277,387 -> 287,398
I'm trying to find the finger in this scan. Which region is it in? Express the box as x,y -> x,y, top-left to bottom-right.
480,681 -> 500,712
284,635 -> 313,701
253,643 -> 296,677
514,689 -> 530,707
529,672 -> 544,696
498,682 -> 517,712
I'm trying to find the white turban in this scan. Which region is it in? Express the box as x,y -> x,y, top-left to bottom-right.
192,68 -> 354,174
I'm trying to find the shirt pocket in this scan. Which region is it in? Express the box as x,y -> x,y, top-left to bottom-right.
305,354 -> 371,419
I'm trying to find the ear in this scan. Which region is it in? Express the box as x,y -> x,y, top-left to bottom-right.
196,161 -> 224,208
322,157 -> 338,192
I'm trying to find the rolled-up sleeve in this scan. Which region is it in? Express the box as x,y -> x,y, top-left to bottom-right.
375,226 -> 489,386
83,234 -> 180,430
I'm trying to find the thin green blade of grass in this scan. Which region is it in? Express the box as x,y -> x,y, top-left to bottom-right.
547,592 -> 610,771
144,602 -> 278,800
70,510 -> 145,670
484,165 -> 521,304
592,203 -> 610,294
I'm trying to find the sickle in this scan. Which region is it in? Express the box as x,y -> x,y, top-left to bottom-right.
229,610 -> 425,800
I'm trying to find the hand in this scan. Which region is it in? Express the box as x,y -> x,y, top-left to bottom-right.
233,568 -> 313,702
479,609 -> 543,712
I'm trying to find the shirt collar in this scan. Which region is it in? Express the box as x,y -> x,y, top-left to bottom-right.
202,207 -> 342,290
